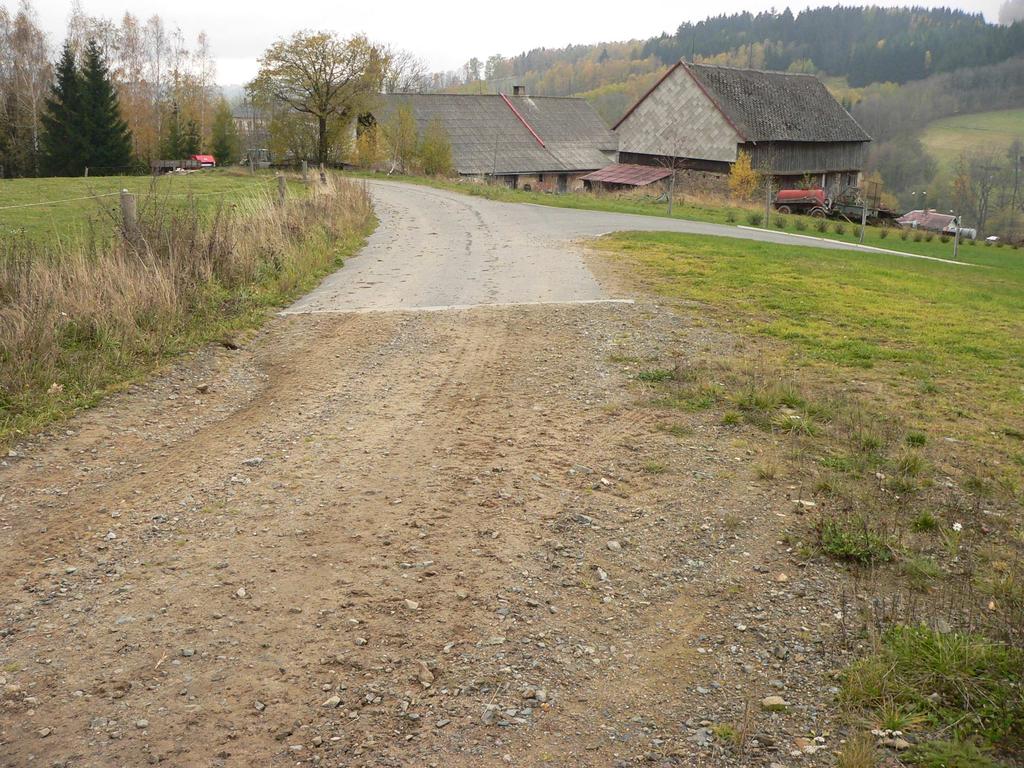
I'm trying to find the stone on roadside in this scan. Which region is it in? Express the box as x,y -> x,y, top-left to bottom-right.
417,661 -> 434,687
760,695 -> 788,712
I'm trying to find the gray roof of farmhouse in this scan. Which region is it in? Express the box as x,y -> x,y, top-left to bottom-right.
614,62 -> 870,145
375,93 -> 617,176
684,63 -> 871,143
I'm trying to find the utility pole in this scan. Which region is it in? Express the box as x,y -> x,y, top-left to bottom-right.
1011,153 -> 1021,243
667,158 -> 676,216
491,131 -> 499,185
953,213 -> 961,261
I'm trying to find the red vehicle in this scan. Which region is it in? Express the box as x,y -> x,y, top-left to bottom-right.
773,188 -> 829,217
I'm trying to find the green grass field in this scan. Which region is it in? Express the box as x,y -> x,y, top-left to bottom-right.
598,232 -> 1024,434
596,231 -> 1024,763
920,109 -> 1024,172
0,170 -> 305,246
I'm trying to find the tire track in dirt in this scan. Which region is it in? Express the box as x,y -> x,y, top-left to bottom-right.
1,184 -> 854,767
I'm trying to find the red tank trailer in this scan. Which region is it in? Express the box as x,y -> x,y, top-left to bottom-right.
773,188 -> 829,217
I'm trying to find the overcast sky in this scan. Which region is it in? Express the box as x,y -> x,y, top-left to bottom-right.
30,0 -> 1007,84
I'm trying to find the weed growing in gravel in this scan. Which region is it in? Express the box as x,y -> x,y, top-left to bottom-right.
894,451 -> 927,477
906,431 -> 928,447
902,555 -> 943,591
721,410 -> 742,425
821,454 -> 857,473
904,739 -> 1005,768
911,510 -> 939,532
658,423 -> 693,438
842,626 -> 1024,757
836,731 -> 877,768
636,369 -> 674,383
817,516 -> 893,563
871,700 -> 930,732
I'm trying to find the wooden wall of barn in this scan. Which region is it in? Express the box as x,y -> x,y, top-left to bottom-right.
744,141 -> 867,174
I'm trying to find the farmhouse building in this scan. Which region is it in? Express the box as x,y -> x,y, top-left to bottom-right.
613,62 -> 871,194
371,91 -> 617,191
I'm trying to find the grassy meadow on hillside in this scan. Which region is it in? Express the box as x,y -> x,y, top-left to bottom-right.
920,109 -> 1024,172
0,170 -> 308,246
595,231 -> 1024,764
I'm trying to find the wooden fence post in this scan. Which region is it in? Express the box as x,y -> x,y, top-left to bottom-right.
120,189 -> 139,248
319,162 -> 327,185
277,174 -> 287,206
301,160 -> 308,184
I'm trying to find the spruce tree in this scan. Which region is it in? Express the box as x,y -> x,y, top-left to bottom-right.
39,42 -> 84,177
160,104 -> 184,159
79,40 -> 133,174
182,119 -> 202,156
210,99 -> 241,165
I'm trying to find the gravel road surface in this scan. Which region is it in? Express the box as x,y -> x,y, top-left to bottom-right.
287,180 -> 886,314
0,180 -> 856,767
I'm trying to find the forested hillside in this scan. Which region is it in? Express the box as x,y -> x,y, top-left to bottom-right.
648,7 -> 1024,86
469,6 -> 1024,103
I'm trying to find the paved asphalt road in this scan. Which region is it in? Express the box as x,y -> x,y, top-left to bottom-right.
286,180 -> 914,314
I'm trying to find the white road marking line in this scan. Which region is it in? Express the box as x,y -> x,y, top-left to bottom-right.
735,226 -> 975,266
279,298 -> 635,316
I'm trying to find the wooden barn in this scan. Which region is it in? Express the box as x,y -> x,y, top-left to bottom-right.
370,90 -> 617,191
613,62 -> 871,194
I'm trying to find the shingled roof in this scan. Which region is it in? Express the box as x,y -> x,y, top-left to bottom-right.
376,93 -> 617,176
614,62 -> 870,144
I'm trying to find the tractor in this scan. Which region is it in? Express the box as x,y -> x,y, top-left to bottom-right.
773,185 -> 900,224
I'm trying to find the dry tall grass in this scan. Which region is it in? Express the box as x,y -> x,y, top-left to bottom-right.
0,174 -> 373,442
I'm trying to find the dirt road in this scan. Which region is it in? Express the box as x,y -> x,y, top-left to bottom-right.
288,181 -> 904,314
0,183 -> 848,767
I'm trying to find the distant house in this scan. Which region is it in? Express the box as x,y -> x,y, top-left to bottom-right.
369,89 -> 617,191
613,62 -> 871,195
580,163 -> 673,192
232,102 -> 270,156
897,209 -> 976,239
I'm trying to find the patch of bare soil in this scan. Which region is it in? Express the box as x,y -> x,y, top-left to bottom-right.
1,299 -> 856,767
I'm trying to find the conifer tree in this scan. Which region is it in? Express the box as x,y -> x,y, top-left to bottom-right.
210,98 -> 241,165
182,119 -> 202,156
39,41 -> 84,176
160,104 -> 184,159
79,40 -> 133,173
